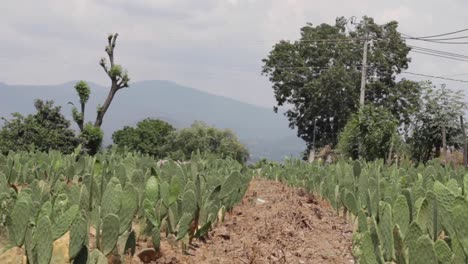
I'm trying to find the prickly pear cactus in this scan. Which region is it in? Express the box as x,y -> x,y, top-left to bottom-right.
357,210 -> 368,233
433,181 -> 455,235
451,197 -> 468,255
52,204 -> 79,240
378,202 -> 394,261
404,222 -> 423,252
393,195 -> 410,238
408,235 -> 437,264
182,190 -> 197,215
145,176 -> 159,203
219,171 -> 241,199
88,249 -> 107,264
393,225 -> 406,264
69,215 -> 88,259
343,190 -> 358,216
101,183 -> 122,217
434,239 -> 454,264
9,200 -> 31,246
119,184 -> 138,234
101,214 -> 120,256
36,216 -> 53,264
177,213 -> 193,240
152,227 -> 161,252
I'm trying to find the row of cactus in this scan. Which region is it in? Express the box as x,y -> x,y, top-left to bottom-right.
0,148 -> 250,263
257,158 -> 468,263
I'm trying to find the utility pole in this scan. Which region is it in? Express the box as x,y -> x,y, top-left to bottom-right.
460,116 -> 468,167
359,32 -> 369,107
308,118 -> 318,162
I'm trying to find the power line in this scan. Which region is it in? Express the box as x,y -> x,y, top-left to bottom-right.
409,45 -> 468,59
401,71 -> 468,83
402,28 -> 468,39
410,50 -> 468,62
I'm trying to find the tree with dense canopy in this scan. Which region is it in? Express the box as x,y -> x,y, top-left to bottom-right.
112,118 -> 175,158
262,16 -> 421,153
112,120 -> 249,163
0,100 -> 79,154
338,105 -> 400,161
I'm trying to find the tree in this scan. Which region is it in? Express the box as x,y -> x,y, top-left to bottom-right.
168,122 -> 250,163
0,100 -> 79,154
112,119 -> 175,158
408,82 -> 466,163
71,80 -> 90,132
96,33 -> 130,127
70,33 -> 130,154
337,105 -> 400,161
262,16 -> 421,152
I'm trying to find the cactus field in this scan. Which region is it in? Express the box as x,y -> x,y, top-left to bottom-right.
0,148 -> 250,263
258,159 -> 468,263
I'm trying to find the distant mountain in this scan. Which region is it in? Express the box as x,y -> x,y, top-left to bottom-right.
0,80 -> 305,161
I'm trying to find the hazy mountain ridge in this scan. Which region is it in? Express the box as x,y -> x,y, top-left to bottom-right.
0,80 -> 305,161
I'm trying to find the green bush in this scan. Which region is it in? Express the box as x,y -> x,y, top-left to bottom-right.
338,105 -> 400,161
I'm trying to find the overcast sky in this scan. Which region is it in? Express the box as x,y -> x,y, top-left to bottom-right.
2,0 -> 468,107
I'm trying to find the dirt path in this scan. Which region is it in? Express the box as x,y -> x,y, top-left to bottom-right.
155,179 -> 354,264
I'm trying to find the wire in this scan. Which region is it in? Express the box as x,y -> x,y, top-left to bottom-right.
402,28 -> 468,39
409,45 -> 468,59
401,71 -> 468,83
410,50 -> 468,62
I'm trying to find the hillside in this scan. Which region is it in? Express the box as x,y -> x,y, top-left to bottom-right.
0,80 -> 305,161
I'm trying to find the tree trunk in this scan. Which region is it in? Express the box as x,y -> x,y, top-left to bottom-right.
94,83 -> 118,128
442,125 -> 447,164
461,116 -> 468,167
308,147 -> 316,163
387,140 -> 394,165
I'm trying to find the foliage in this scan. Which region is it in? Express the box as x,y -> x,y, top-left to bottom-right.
338,105 -> 400,161
167,122 -> 250,163
0,100 -> 79,154
80,123 -> 104,155
0,149 -> 250,262
408,82 -> 466,163
112,119 -> 175,158
257,158 -> 468,264
262,16 -> 421,151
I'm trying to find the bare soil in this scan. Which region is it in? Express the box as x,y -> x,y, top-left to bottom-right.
150,178 -> 354,264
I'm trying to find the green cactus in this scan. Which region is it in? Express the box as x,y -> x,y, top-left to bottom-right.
434,239 -> 454,264
357,210 -> 368,233
101,182 -> 122,217
24,226 -> 36,264
404,222 -> 423,252
119,184 -> 138,234
378,201 -> 394,261
101,213 -> 120,256
69,214 -> 88,260
219,171 -> 241,199
451,197 -> 468,256
358,231 -> 379,264
145,176 -> 159,203
451,234 -> 466,264
160,181 -> 170,207
9,200 -> 31,246
177,213 -> 193,240
409,235 -> 437,264
343,190 -> 358,216
401,189 -> 413,222
152,226 -> 161,252
52,204 -> 79,240
182,190 -> 197,216
416,198 -> 432,236
393,225 -> 406,264
36,216 -> 53,264
446,179 -> 460,196
433,181 -> 456,235
88,249 -> 107,264
393,195 -> 410,238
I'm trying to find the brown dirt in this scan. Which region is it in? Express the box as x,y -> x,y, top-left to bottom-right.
149,178 -> 354,264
